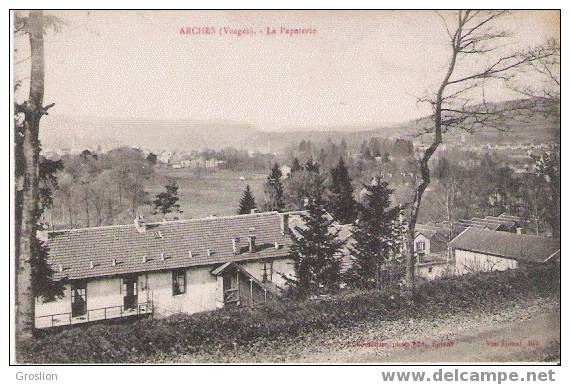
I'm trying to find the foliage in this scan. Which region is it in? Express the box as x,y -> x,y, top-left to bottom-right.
18,264 -> 560,363
286,175 -> 345,296
283,159 -> 326,211
345,174 -> 405,289
262,163 -> 285,212
530,148 -> 560,237
237,185 -> 257,215
30,238 -> 64,301
328,157 -> 357,224
49,147 -> 155,228
291,158 -> 302,173
146,153 -> 158,166
38,157 -> 64,213
153,179 -> 182,217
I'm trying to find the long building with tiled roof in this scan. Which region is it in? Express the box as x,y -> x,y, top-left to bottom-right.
46,212 -> 293,281
35,212 -> 297,329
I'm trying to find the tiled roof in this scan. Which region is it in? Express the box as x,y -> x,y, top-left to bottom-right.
449,227 -> 560,263
46,212 -> 293,280
463,219 -> 503,231
483,216 -> 517,228
498,213 -> 524,222
415,224 -> 451,243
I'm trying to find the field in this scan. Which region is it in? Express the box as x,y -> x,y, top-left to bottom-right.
147,168 -> 267,219
147,167 -> 435,223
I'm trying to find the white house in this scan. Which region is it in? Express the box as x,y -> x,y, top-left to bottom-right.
449,227 -> 560,275
158,151 -> 173,164
280,165 -> 292,179
35,212 -> 296,329
414,224 -> 452,281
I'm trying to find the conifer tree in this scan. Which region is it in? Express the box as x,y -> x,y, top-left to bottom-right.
291,157 -> 302,174
153,179 -> 182,217
328,157 -> 357,224
263,163 -> 285,212
287,175 -> 345,296
304,157 -> 320,173
346,174 -> 404,289
237,184 -> 257,215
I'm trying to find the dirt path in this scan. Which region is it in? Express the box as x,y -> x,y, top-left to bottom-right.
171,296 -> 559,363
293,298 -> 560,363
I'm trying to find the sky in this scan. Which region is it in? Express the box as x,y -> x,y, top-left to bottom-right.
13,10 -> 560,131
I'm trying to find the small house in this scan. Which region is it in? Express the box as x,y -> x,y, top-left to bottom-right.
449,227 -> 560,275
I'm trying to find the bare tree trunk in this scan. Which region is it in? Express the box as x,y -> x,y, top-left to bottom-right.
83,192 -> 90,227
15,11 -> 51,343
67,206 -> 73,228
405,36 -> 457,291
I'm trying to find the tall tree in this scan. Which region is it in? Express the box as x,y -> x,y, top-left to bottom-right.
284,159 -> 325,210
287,175 -> 344,296
328,157 -> 357,224
38,157 -> 63,227
14,11 -> 58,342
152,179 -> 182,218
404,11 -> 556,291
237,184 -> 257,215
346,175 -> 404,289
531,149 -> 560,238
263,163 -> 285,212
304,157 -> 320,173
291,157 -> 302,174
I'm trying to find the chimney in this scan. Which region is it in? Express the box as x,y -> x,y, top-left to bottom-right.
274,241 -> 279,250
206,249 -> 212,257
280,213 -> 290,235
134,215 -> 147,234
142,255 -> 147,263
112,258 -> 117,266
248,235 -> 256,253
232,237 -> 239,255
516,227 -> 523,235
57,264 -> 63,273
89,261 -> 94,269
250,208 -> 258,214
160,252 -> 165,261
188,250 -> 193,258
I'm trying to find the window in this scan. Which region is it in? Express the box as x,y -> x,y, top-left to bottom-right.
122,276 -> 138,295
71,282 -> 86,303
172,269 -> 186,295
262,261 -> 273,283
71,281 -> 87,317
416,240 -> 425,251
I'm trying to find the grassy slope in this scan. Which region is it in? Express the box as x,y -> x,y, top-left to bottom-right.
146,168 -> 267,219
18,265 -> 559,363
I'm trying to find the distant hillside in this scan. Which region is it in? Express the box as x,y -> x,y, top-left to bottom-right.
40,100 -> 559,154
39,115 -> 258,152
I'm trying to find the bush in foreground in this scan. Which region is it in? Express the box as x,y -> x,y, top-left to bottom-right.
18,264 -> 560,363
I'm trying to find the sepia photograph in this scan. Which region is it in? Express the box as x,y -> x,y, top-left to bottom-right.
10,9 -> 560,366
